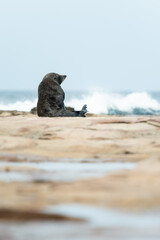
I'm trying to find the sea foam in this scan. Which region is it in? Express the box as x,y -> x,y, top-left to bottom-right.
66,91 -> 160,115
0,91 -> 160,115
0,99 -> 37,112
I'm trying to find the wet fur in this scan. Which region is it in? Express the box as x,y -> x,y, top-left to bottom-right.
37,73 -> 86,117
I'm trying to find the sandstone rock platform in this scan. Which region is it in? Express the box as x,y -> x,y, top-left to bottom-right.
0,113 -> 160,239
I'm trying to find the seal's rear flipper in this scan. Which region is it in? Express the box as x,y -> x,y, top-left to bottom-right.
81,104 -> 87,113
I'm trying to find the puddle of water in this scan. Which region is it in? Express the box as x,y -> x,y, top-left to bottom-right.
0,204 -> 160,240
0,172 -> 31,182
0,162 -> 136,182
44,204 -> 160,229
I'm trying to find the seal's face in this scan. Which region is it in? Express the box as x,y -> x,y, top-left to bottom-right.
43,73 -> 67,85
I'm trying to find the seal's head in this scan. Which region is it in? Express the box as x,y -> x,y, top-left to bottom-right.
43,73 -> 67,85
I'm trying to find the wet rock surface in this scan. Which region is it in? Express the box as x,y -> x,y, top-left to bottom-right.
0,114 -> 160,239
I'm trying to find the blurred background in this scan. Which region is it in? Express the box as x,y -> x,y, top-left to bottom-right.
0,0 -> 160,114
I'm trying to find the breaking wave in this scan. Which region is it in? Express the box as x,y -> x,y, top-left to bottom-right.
0,99 -> 37,112
66,91 -> 160,115
0,91 -> 160,115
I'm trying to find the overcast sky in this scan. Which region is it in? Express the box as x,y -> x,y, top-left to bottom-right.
0,0 -> 160,91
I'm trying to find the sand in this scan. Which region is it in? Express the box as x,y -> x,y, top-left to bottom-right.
0,112 -> 160,239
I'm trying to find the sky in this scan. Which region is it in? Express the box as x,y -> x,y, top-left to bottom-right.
0,0 -> 160,91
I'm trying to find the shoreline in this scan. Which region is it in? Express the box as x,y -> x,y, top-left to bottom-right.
1,109 -> 160,116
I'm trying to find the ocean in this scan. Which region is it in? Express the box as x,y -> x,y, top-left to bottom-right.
0,90 -> 160,115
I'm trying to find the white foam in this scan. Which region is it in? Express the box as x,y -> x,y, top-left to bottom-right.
0,92 -> 160,114
66,91 -> 160,114
0,99 -> 37,111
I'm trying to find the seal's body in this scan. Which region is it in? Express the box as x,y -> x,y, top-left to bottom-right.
37,73 -> 87,117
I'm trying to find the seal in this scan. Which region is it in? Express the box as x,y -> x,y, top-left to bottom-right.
37,73 -> 87,117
